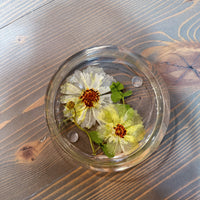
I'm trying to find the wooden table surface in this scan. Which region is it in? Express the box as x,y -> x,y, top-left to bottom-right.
1,0 -> 200,199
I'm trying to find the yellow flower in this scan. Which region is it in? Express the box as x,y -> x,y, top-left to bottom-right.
96,104 -> 145,156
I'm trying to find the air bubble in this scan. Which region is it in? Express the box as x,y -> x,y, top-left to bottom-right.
40,135 -> 47,143
67,132 -> 79,143
132,76 -> 143,87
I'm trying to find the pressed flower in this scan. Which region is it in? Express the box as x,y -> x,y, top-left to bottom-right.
60,66 -> 115,129
66,101 -> 75,109
96,104 -> 145,156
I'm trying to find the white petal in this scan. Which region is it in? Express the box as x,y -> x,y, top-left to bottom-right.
98,86 -> 111,94
60,95 -> 78,104
119,141 -> 125,153
80,108 -> 96,128
107,135 -> 116,143
98,94 -> 112,106
76,107 -> 87,124
71,70 -> 88,89
83,67 -> 105,89
63,107 -> 72,118
90,73 -> 105,90
83,66 -> 105,75
86,109 -> 94,128
83,67 -> 115,93
92,108 -> 100,125
78,70 -> 92,89
66,71 -> 84,90
99,74 -> 116,93
115,140 -> 122,154
61,83 -> 82,95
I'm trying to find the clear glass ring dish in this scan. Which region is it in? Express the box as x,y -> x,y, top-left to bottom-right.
45,45 -> 170,172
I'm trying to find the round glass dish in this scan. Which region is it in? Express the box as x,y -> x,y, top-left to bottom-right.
45,45 -> 170,172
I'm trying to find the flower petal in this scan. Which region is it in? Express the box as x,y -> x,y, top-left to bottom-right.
79,66 -> 105,89
115,139 -> 124,154
114,104 -> 132,120
63,107 -> 73,118
82,72 -> 92,89
105,141 -> 120,155
60,95 -> 79,104
124,135 -> 137,144
80,108 -> 96,129
76,107 -> 87,125
99,76 -> 116,94
83,66 -> 105,76
97,104 -> 119,124
66,71 -> 85,90
122,142 -> 139,154
61,83 -> 82,95
92,108 -> 101,125
120,107 -> 143,126
127,124 -> 145,141
123,120 -> 134,129
98,94 -> 112,107
90,73 -> 105,90
119,140 -> 125,153
84,66 -> 116,93
97,123 -> 114,139
98,86 -> 111,94
69,70 -> 89,89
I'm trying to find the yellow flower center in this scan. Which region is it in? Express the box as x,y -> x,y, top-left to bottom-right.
114,124 -> 127,138
80,89 -> 100,107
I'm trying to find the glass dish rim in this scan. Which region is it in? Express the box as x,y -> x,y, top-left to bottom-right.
45,45 -> 170,172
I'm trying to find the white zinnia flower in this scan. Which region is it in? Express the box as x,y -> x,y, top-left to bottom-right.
60,66 -> 115,129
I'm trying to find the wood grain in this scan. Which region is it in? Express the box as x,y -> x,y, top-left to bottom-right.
0,0 -> 200,199
0,0 -> 55,29
28,91 -> 200,200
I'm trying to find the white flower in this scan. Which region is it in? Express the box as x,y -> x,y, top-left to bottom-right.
60,66 -> 115,129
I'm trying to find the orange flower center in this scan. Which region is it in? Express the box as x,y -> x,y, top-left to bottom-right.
114,124 -> 127,138
80,89 -> 100,107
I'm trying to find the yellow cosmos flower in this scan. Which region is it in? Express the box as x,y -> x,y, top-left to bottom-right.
60,66 -> 115,129
96,104 -> 146,156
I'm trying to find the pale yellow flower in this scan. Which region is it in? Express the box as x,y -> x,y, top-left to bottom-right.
96,104 -> 145,156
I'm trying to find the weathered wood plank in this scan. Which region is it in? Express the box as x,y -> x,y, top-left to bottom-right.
27,91 -> 200,200
0,0 -> 200,199
0,0 -> 55,29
